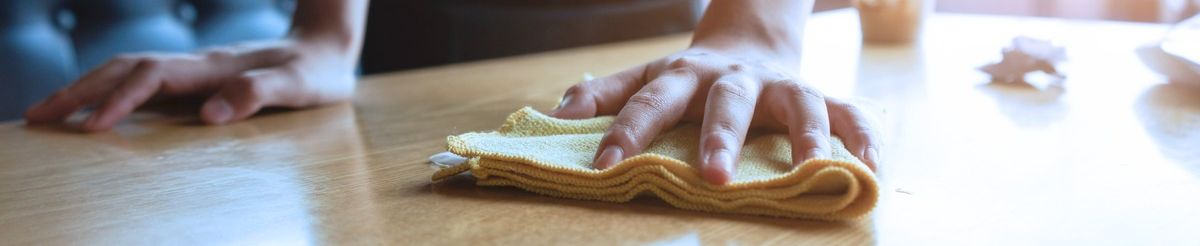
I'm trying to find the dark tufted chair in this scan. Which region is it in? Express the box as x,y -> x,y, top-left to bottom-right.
0,0 -> 294,120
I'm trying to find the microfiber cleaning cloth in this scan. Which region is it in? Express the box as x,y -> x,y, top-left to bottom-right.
432,107 -> 879,221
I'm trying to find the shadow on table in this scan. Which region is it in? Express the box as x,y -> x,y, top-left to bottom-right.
424,173 -> 871,233
976,81 -> 1068,128
1135,83 -> 1200,176
22,101 -> 351,143
21,97 -> 302,134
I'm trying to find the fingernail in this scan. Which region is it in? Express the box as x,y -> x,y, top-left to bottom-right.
552,95 -> 573,112
549,95 -> 573,116
81,114 -> 103,131
864,146 -> 880,171
704,149 -> 734,184
593,145 -> 623,169
707,150 -> 733,172
204,98 -> 233,124
801,149 -> 827,164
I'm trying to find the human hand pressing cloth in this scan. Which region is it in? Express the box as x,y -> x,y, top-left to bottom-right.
432,108 -> 879,220
432,0 -> 882,220
549,0 -> 881,185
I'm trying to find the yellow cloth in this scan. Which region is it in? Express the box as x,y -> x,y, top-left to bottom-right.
432,107 -> 879,221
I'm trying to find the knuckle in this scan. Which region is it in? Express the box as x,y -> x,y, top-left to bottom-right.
778,81 -> 824,101
795,129 -> 829,149
832,102 -> 877,136
702,130 -> 738,151
276,64 -> 302,75
852,121 -> 876,136
110,55 -> 144,67
834,101 -> 866,116
603,123 -> 642,149
204,48 -> 237,61
709,81 -> 754,105
664,67 -> 697,79
133,57 -> 165,70
109,86 -> 134,99
562,83 -> 599,106
231,76 -> 265,100
259,46 -> 300,62
838,101 -> 863,114
797,120 -> 829,140
727,63 -> 745,72
852,133 -> 875,148
775,77 -> 806,85
846,123 -> 876,144
707,120 -> 741,141
667,56 -> 696,69
854,122 -> 878,142
626,92 -> 668,112
796,86 -> 824,100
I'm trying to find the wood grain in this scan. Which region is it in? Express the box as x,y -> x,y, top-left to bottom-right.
2,10 -> 1198,245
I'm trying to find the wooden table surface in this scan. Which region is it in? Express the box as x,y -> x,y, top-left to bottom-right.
3,10 -> 1199,245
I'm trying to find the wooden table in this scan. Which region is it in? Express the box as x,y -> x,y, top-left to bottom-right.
2,10 -> 1198,245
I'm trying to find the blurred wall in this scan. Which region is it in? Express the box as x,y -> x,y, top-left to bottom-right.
936,0 -> 1200,23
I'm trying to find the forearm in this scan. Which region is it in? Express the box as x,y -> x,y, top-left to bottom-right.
691,0 -> 814,60
289,0 -> 370,54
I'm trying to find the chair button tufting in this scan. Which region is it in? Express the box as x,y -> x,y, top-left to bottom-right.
176,1 -> 197,25
53,8 -> 75,32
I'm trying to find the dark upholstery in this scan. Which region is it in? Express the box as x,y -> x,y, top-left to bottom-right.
0,0 -> 293,120
361,0 -> 702,74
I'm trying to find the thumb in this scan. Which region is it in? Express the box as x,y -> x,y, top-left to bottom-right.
201,68 -> 296,125
548,64 -> 649,119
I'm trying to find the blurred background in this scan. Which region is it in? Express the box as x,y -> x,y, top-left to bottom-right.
1,0 -> 1198,120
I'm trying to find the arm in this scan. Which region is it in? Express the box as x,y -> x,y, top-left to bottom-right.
550,0 -> 879,184
691,0 -> 810,66
25,0 -> 369,131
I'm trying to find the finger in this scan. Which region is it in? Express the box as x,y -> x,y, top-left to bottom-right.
80,60 -> 167,131
698,74 -> 762,185
201,68 -> 300,125
549,63 -> 648,119
766,80 -> 832,166
204,43 -> 298,72
593,68 -> 701,169
826,98 -> 880,171
24,57 -> 141,123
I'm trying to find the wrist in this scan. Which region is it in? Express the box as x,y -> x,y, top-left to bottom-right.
292,28 -> 357,53
689,0 -> 812,64
290,27 -> 363,74
691,33 -> 802,63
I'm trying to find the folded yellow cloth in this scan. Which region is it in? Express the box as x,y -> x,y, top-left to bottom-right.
432,107 -> 879,221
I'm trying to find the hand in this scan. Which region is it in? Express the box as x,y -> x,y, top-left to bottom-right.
24,0 -> 367,132
23,38 -> 357,131
552,0 -> 879,185
550,46 -> 879,185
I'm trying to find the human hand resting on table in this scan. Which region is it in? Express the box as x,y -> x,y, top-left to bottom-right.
24,0 -> 366,132
550,0 -> 880,185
